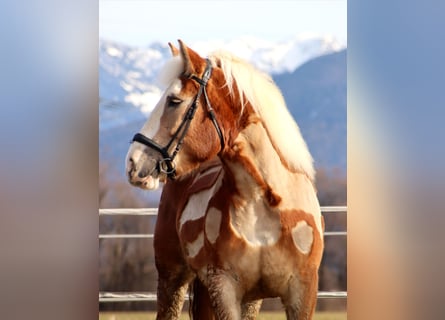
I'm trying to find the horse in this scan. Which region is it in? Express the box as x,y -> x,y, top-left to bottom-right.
126,40 -> 324,320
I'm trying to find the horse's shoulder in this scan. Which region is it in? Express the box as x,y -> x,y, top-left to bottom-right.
186,160 -> 224,195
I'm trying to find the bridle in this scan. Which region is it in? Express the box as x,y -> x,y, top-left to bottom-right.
131,59 -> 225,180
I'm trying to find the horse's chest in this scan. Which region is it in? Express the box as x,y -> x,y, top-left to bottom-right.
178,185 -> 280,258
177,165 -> 224,259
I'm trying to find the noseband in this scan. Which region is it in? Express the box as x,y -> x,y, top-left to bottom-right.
131,59 -> 225,179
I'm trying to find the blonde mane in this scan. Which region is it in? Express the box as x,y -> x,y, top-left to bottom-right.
209,51 -> 315,180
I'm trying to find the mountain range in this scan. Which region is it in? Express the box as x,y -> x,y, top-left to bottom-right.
274,49 -> 346,171
99,36 -> 346,182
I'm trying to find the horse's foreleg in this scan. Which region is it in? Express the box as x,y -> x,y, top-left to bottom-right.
189,277 -> 216,320
207,267 -> 242,320
282,269 -> 319,320
156,268 -> 194,320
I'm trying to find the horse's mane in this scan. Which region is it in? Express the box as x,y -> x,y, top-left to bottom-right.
157,51 -> 315,181
209,51 -> 315,180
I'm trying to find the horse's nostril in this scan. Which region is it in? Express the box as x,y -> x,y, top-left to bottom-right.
138,169 -> 149,179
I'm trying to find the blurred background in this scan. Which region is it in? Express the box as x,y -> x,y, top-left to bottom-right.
99,0 -> 347,314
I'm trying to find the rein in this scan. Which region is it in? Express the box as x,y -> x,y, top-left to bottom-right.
132,59 -> 225,179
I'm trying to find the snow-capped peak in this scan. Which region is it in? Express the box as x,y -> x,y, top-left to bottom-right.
99,35 -> 346,131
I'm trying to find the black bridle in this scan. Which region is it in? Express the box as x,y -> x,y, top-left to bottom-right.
131,59 -> 225,179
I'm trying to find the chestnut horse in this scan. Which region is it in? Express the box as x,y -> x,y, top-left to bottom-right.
126,40 -> 324,320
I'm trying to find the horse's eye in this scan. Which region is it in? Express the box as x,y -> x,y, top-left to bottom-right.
167,97 -> 182,108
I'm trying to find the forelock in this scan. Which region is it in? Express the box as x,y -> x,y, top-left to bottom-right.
157,56 -> 183,88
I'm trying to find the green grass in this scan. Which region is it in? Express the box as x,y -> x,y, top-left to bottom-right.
99,311 -> 346,320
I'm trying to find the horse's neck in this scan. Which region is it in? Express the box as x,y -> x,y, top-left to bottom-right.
223,121 -> 319,212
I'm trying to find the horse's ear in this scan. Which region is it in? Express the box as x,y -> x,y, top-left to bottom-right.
168,42 -> 179,56
178,39 -> 202,76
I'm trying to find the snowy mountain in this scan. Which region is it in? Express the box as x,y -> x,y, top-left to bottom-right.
99,35 -> 346,131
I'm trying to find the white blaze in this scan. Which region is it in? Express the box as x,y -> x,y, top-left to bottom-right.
139,79 -> 183,139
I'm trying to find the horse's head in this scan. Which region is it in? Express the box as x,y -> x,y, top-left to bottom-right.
126,40 -> 229,189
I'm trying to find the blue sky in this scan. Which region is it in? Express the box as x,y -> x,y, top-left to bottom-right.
100,0 -> 347,46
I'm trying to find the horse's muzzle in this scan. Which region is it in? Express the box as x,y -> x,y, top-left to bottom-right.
127,157 -> 160,190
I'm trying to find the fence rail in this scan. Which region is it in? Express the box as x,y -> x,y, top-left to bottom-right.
99,206 -> 347,239
99,206 -> 347,303
99,208 -> 159,216
99,206 -> 346,216
99,291 -> 347,303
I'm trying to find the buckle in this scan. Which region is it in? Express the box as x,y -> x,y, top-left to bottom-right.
158,158 -> 176,175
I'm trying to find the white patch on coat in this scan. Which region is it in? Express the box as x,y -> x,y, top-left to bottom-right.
291,221 -> 313,254
205,207 -> 222,244
179,170 -> 223,232
187,232 -> 204,258
229,195 -> 282,247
